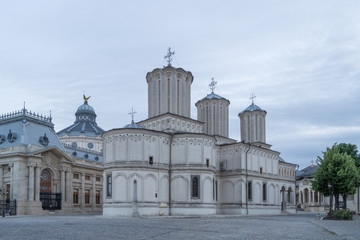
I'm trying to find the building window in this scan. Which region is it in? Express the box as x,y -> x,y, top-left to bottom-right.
149,156 -> 153,165
85,175 -> 91,181
263,183 -> 267,201
96,190 -> 101,204
107,175 -> 112,197
206,159 -> 210,167
73,188 -> 79,204
85,189 -> 90,204
248,181 -> 252,201
260,167 -> 263,175
191,176 -> 200,198
73,173 -> 79,179
96,176 -> 101,182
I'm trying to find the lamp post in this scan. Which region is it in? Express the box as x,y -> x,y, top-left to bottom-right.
328,182 -> 332,216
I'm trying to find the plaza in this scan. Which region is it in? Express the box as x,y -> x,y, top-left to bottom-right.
0,213 -> 359,240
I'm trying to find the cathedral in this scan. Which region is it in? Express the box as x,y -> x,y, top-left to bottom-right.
0,50 -> 297,216
102,50 -> 297,216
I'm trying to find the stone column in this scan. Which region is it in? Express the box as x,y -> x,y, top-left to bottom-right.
92,174 -> 96,209
132,179 -> 139,217
81,173 -> 85,208
9,163 -> 13,200
35,165 -> 41,202
0,165 -> 3,191
28,165 -> 35,201
60,170 -> 65,203
65,171 -> 72,203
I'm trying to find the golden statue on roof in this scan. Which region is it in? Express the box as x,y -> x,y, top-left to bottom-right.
83,94 -> 91,102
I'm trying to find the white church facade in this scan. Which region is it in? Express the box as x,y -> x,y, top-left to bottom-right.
102,51 -> 297,216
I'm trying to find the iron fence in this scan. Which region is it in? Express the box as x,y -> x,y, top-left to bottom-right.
40,192 -> 61,210
0,200 -> 17,215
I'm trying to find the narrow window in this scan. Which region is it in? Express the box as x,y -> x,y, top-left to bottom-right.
73,188 -> 79,204
96,176 -> 101,182
85,189 -> 90,204
263,183 -> 267,201
73,173 -> 79,179
96,190 -> 101,204
215,180 -> 218,201
260,167 -> 263,175
248,181 -> 252,201
85,175 -> 91,181
191,176 -> 200,198
107,175 -> 112,197
206,159 -> 210,167
149,156 -> 153,165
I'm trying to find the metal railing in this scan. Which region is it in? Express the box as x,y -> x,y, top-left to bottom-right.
40,193 -> 61,210
0,200 -> 17,216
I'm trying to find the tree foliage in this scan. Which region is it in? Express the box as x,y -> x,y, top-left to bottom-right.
337,143 -> 360,167
312,144 -> 360,210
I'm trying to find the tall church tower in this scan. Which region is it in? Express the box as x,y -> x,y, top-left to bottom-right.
195,78 -> 230,137
146,48 -> 193,118
238,94 -> 267,144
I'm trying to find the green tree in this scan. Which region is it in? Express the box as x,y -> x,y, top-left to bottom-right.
337,143 -> 360,167
312,144 -> 360,212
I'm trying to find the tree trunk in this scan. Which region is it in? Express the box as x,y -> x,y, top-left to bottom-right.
343,195 -> 347,209
335,194 -> 340,211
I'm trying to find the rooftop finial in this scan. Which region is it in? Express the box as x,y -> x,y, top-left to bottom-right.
250,93 -> 256,105
310,160 -> 314,167
164,47 -> 175,66
209,77 -> 217,93
83,94 -> 91,104
128,107 -> 137,124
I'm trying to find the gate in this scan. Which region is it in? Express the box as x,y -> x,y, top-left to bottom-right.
0,200 -> 17,215
40,192 -> 61,210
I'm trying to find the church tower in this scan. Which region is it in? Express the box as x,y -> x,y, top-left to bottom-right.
195,78 -> 230,137
146,48 -> 193,118
238,94 -> 267,144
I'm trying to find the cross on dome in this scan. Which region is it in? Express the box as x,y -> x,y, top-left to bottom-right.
250,93 -> 256,105
209,77 -> 217,93
164,47 -> 175,66
128,107 -> 137,124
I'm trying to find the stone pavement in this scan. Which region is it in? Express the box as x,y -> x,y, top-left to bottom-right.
0,213 -> 358,240
312,214 -> 360,240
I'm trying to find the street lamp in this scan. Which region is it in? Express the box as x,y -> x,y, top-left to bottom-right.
328,182 -> 332,216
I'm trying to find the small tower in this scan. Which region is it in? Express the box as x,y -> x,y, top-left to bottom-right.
147,48 -> 194,118
238,94 -> 267,144
195,78 -> 230,137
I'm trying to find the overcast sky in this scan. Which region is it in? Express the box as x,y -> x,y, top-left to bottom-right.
1,1 -> 359,169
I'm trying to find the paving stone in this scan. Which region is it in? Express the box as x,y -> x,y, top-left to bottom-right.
0,213 -> 357,240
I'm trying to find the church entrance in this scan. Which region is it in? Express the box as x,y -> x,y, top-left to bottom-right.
40,169 -> 61,210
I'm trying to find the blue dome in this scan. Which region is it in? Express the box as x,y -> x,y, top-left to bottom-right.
124,121 -> 144,129
201,93 -> 228,101
76,102 -> 95,115
240,103 -> 265,114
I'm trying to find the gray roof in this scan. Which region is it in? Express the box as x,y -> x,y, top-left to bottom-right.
0,108 -> 65,151
62,143 -> 102,163
240,103 -> 266,114
296,165 -> 318,180
57,101 -> 105,137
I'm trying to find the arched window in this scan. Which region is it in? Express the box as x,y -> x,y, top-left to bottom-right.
106,175 -> 112,197
263,183 -> 267,201
191,176 -> 200,198
248,181 -> 252,200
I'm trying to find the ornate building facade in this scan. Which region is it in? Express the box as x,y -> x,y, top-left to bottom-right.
0,99 -> 104,215
102,52 -> 297,216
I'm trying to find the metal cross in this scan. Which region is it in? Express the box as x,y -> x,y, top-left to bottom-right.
209,77 -> 217,93
250,93 -> 256,104
164,47 -> 175,66
310,160 -> 314,166
128,107 -> 137,124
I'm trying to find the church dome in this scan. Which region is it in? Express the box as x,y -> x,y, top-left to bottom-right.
57,97 -> 105,137
200,92 -> 229,101
123,121 -> 145,129
240,103 -> 266,114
